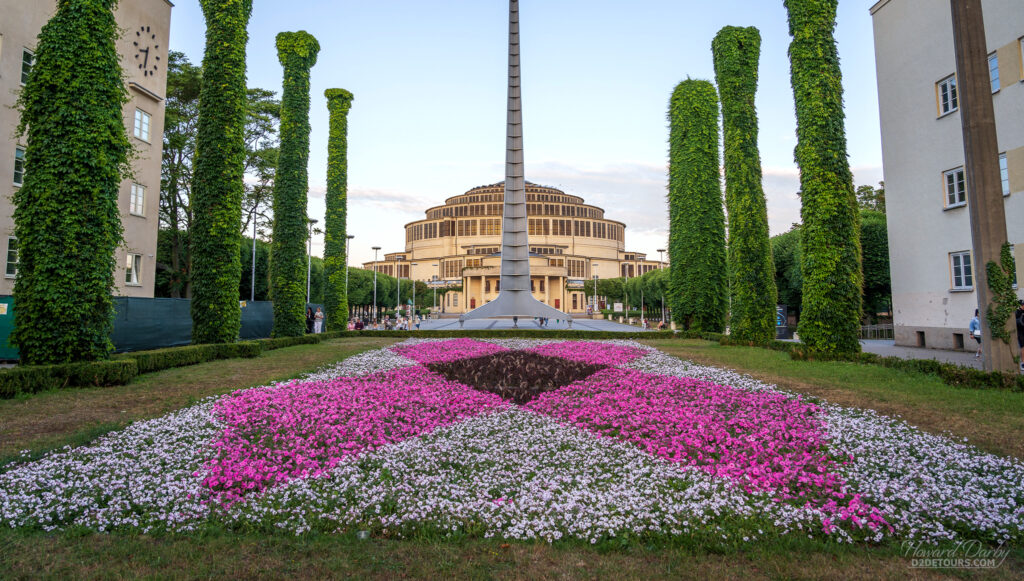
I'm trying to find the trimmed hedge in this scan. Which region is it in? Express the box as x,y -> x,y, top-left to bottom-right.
712,26 -> 778,343
270,32 -> 320,338
785,0 -> 863,354
12,0 -> 129,364
667,80 -> 728,333
0,360 -> 138,398
115,341 -> 261,374
341,330 -> 674,340
191,0 -> 254,344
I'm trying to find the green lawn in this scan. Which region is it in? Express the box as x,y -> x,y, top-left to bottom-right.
2,336 -> 1023,580
645,339 -> 1024,459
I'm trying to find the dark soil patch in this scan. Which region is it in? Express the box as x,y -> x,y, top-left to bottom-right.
428,351 -> 605,404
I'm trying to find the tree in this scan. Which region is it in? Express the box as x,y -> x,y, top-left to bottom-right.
190,0 -> 254,344
323,89 -> 354,331
12,0 -> 129,364
785,0 -> 863,354
856,181 -> 886,213
770,225 -> 803,313
667,80 -> 728,332
713,26 -> 777,342
860,209 -> 891,321
270,31 -> 320,337
160,51 -> 280,300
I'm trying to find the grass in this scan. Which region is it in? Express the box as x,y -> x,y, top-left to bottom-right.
1,530 -> 1021,580
0,337 -> 398,463
2,336 -> 1023,579
644,339 -> 1024,459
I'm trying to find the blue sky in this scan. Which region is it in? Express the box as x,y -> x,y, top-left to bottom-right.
168,0 -> 884,264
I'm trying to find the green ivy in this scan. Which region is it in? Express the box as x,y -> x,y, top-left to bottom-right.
270,31 -> 320,337
12,0 -> 129,364
985,242 -> 1018,345
324,89 -> 354,332
190,0 -> 254,344
667,80 -> 727,333
712,26 -> 777,343
785,0 -> 863,354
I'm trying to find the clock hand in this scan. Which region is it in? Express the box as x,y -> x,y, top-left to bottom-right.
141,48 -> 149,69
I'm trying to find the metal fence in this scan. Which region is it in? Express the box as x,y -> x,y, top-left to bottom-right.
859,323 -> 894,340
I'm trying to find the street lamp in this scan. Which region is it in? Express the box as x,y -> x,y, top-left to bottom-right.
306,218 -> 318,304
395,258 -> 400,318
410,262 -> 418,316
250,209 -> 258,302
372,246 -> 381,322
431,263 -> 439,314
657,248 -> 666,323
592,262 -> 599,314
344,235 -> 354,323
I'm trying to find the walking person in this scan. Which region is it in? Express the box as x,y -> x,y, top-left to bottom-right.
969,309 -> 982,358
1016,299 -> 1024,373
314,307 -> 324,334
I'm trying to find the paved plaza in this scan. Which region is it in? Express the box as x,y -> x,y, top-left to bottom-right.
416,317 -> 650,332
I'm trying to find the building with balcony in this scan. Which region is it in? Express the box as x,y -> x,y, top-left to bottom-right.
0,0 -> 172,297
362,181 -> 664,314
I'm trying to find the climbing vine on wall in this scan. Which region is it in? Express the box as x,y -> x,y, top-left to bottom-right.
712,26 -> 777,343
667,80 -> 728,333
270,31 -> 320,337
785,0 -> 863,354
323,89 -> 354,332
985,243 -> 1018,345
191,0 -> 254,344
12,0 -> 128,364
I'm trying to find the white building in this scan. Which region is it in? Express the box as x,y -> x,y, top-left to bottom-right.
871,0 -> 1023,350
0,0 -> 172,298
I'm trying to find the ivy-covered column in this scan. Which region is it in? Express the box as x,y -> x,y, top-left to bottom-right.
191,0 -> 254,344
712,26 -> 777,343
323,89 -> 354,332
667,80 -> 727,333
271,32 -> 320,337
12,0 -> 129,364
785,0 -> 862,354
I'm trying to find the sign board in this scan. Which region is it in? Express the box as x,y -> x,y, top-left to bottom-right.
613,302 -> 623,313
776,305 -> 786,327
567,279 -> 586,288
0,303 -> 7,315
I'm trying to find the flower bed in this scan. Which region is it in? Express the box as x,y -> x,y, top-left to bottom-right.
1,339 -> 1022,545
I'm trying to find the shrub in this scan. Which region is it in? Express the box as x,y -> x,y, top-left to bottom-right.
190,0 -> 254,344
116,341 -> 261,374
0,360 -> 138,399
270,32 -> 320,337
257,334 -> 321,351
785,0 -> 863,354
712,26 -> 777,343
667,80 -> 727,333
12,0 -> 129,364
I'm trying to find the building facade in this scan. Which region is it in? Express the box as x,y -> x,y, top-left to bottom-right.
871,0 -> 1023,349
0,0 -> 172,298
363,181 -> 664,314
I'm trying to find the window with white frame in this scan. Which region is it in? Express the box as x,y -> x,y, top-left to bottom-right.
130,183 -> 145,215
950,251 -> 973,290
13,147 -> 25,186
125,253 -> 141,285
133,109 -> 151,142
21,49 -> 34,85
988,53 -> 1000,92
937,75 -> 958,115
1000,153 -> 1009,196
944,167 -> 966,207
5,237 -> 18,278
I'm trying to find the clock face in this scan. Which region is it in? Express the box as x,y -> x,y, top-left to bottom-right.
132,25 -> 160,78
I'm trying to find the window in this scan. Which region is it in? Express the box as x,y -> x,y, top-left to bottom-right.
988,53 -> 1000,92
950,251 -> 973,290
452,293 -> 458,307
937,75 -> 958,115
125,253 -> 141,285
130,183 -> 145,215
944,167 -> 966,207
133,109 -> 151,142
13,147 -> 25,186
21,49 -> 34,84
999,153 -> 1009,196
5,238 -> 18,278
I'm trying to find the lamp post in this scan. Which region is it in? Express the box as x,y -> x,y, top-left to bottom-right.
306,218 -> 318,304
410,262 -> 418,317
657,248 -> 666,323
250,209 -> 258,302
394,259 -> 400,318
372,246 -> 381,322
344,234 -> 354,323
431,263 -> 438,315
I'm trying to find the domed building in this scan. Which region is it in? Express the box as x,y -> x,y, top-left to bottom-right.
362,181 -> 664,314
